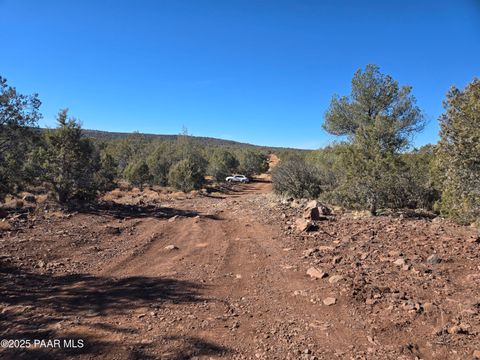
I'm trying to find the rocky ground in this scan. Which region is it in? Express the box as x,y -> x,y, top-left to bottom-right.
0,181 -> 479,359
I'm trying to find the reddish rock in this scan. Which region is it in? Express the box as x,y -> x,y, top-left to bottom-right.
295,218 -> 314,232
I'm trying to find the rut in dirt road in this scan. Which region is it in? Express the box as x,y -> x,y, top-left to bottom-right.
0,182 -> 353,360
88,181 -> 362,359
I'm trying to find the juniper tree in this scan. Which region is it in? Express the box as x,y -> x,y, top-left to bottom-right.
124,160 -> 152,190
38,109 -> 100,204
168,158 -> 205,192
145,143 -> 174,186
238,150 -> 269,178
95,152 -> 118,192
0,76 -> 42,201
207,149 -> 239,181
436,78 -> 480,224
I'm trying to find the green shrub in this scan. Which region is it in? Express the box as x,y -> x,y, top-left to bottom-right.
401,145 -> 440,210
147,142 -> 176,186
272,158 -> 322,199
207,149 -> 239,181
168,158 -> 205,192
238,150 -> 269,177
95,153 -> 118,192
124,160 -> 152,190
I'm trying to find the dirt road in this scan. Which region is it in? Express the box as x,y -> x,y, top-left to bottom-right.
1,182 -> 479,359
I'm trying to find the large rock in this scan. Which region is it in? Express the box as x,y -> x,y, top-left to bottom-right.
295,218 -> 314,232
304,200 -> 320,220
303,200 -> 331,220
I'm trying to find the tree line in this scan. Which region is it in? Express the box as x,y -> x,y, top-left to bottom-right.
0,76 -> 269,206
2,67 -> 479,226
272,65 -> 480,225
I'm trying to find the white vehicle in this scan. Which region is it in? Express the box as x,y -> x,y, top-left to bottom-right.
225,174 -> 250,183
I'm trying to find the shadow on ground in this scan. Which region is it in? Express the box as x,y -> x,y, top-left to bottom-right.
0,262 -> 231,359
80,201 -> 199,219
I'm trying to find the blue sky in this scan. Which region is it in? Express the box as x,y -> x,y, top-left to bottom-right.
1,0 -> 479,149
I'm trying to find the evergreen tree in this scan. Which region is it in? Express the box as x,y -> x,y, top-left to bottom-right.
168,158 -> 205,192
207,149 -> 239,181
124,160 -> 152,190
238,150 -> 269,177
38,109 -> 100,204
147,142 -> 177,186
95,152 -> 118,192
0,76 -> 42,201
436,78 -> 480,224
323,65 -> 424,214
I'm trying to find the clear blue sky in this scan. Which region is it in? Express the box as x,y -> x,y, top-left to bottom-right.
1,0 -> 479,149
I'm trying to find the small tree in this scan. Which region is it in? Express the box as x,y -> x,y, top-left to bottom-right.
238,150 -> 269,178
147,142 -> 176,186
95,153 -> 118,192
38,109 -> 99,204
207,149 -> 239,181
323,64 -> 424,214
0,76 -> 42,201
436,78 -> 480,224
168,158 -> 205,192
124,160 -> 152,190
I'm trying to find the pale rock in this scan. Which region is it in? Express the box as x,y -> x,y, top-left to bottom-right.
328,275 -> 343,284
306,267 -> 327,279
427,254 -> 441,264
323,297 -> 336,306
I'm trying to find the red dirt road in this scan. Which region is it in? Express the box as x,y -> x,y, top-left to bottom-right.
0,182 -> 479,359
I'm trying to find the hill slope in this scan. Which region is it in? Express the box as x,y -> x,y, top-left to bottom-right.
80,128 -> 307,152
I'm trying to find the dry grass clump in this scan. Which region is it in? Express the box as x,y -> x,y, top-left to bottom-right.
108,189 -> 125,199
117,181 -> 130,191
2,196 -> 24,209
0,220 -> 12,231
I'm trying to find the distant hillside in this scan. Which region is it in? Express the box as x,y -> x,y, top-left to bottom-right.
80,128 -> 307,152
